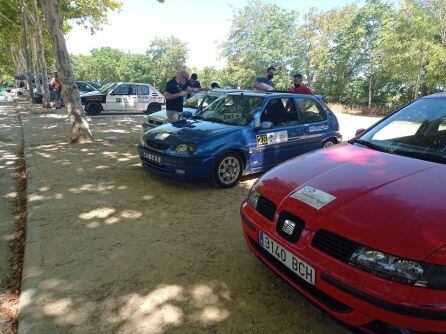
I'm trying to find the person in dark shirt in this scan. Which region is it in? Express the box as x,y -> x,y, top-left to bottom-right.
253,66 -> 276,92
291,73 -> 314,95
189,73 -> 201,89
164,71 -> 205,122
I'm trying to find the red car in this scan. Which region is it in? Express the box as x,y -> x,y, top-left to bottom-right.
241,94 -> 446,333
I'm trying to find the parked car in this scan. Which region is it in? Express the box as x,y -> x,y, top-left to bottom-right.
138,91 -> 341,187
142,88 -> 239,131
76,81 -> 100,94
81,82 -> 165,115
240,93 -> 446,333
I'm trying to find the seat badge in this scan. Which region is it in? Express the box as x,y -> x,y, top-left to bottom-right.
291,186 -> 336,210
282,220 -> 295,235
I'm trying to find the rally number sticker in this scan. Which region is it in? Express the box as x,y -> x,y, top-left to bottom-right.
256,134 -> 268,146
256,131 -> 288,147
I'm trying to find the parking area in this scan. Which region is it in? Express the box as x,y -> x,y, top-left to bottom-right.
14,105 -> 379,333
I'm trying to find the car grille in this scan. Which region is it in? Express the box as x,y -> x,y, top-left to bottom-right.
148,120 -> 163,126
311,230 -> 359,263
276,212 -> 305,243
256,195 -> 277,221
146,139 -> 170,150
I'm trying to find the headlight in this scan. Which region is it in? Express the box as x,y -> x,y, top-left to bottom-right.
140,135 -> 147,147
248,185 -> 261,209
174,143 -> 197,154
349,246 -> 425,285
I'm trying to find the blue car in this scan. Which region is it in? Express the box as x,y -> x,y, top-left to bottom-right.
138,91 -> 341,188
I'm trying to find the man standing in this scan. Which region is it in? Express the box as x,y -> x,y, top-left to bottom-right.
253,66 -> 276,92
291,73 -> 314,95
50,71 -> 62,109
189,73 -> 201,89
164,71 -> 205,122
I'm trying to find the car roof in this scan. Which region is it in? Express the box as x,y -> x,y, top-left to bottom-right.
423,93 -> 446,99
115,82 -> 152,86
226,90 -> 316,99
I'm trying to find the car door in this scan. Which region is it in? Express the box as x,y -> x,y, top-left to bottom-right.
123,84 -> 139,112
135,84 -> 150,112
106,84 -> 129,111
294,97 -> 329,151
250,97 -> 306,171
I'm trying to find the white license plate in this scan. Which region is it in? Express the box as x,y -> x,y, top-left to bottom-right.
143,152 -> 161,164
259,232 -> 316,285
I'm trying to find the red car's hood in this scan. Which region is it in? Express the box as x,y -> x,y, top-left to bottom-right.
256,143 -> 446,261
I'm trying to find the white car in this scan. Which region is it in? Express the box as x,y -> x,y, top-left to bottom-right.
81,82 -> 165,115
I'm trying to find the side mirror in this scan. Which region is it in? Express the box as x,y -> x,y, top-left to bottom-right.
182,111 -> 193,119
355,128 -> 366,137
256,121 -> 273,130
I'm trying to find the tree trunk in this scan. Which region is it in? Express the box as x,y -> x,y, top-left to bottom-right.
368,75 -> 372,108
32,0 -> 50,108
40,0 -> 94,143
28,25 -> 42,96
20,3 -> 34,102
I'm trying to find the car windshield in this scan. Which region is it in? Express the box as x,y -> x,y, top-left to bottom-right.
99,83 -> 116,94
183,92 -> 223,110
355,98 -> 446,164
194,94 -> 264,126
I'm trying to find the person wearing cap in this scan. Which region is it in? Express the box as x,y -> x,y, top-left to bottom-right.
253,66 -> 276,92
291,73 -> 314,95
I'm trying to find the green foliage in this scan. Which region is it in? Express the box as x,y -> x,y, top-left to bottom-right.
71,37 -> 188,90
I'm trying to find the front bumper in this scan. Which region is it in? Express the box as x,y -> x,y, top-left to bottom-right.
240,200 -> 446,333
138,145 -> 215,181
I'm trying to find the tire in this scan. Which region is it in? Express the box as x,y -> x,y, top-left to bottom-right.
145,102 -> 161,114
212,151 -> 243,188
85,102 -> 102,116
323,138 -> 337,148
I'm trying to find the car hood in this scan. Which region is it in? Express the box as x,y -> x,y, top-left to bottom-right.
80,90 -> 103,97
148,107 -> 199,122
256,143 -> 446,260
146,119 -> 240,145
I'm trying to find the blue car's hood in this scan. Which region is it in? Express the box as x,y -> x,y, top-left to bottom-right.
146,119 -> 240,145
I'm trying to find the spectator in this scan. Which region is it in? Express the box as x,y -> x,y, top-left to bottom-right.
253,66 -> 276,92
164,71 -> 206,122
291,73 -> 314,95
50,71 -> 62,109
189,73 -> 201,89
211,82 -> 220,89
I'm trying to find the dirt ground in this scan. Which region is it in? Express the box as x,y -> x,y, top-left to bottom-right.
9,103 -> 378,334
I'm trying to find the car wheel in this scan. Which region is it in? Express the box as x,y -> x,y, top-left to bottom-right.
323,138 -> 337,148
86,102 -> 102,116
212,151 -> 243,188
145,102 -> 161,114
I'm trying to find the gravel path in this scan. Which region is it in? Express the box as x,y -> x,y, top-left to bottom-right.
14,105 -> 381,334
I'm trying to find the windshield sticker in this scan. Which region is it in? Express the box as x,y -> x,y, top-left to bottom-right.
154,133 -> 170,140
309,125 -> 329,132
256,130 -> 288,147
291,186 -> 336,210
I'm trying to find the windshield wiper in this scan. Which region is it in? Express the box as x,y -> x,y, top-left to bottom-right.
391,149 -> 446,164
203,117 -> 225,124
351,139 -> 387,152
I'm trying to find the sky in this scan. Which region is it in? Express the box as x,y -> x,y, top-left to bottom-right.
66,0 -> 361,69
